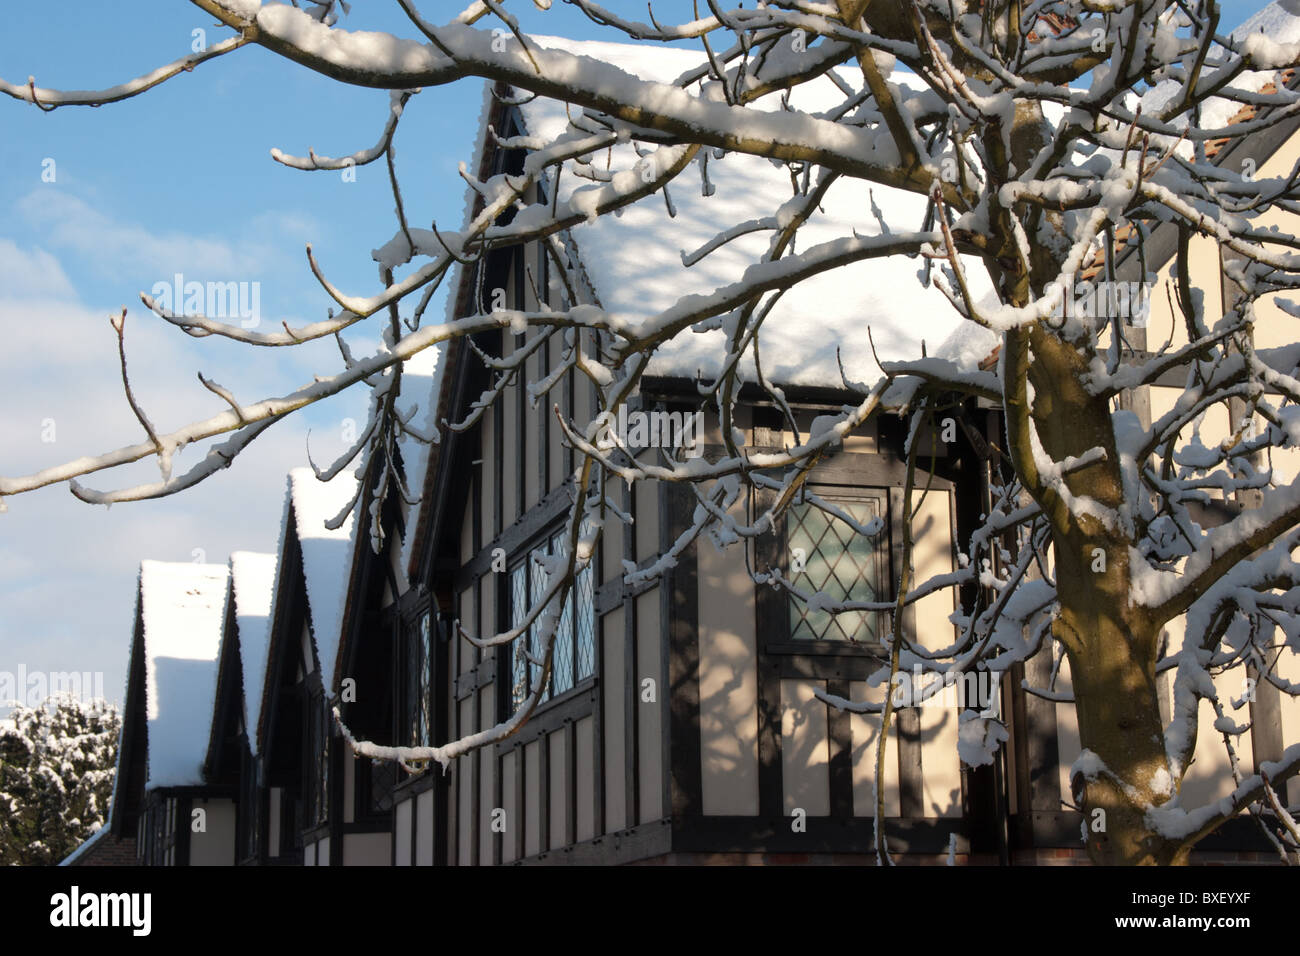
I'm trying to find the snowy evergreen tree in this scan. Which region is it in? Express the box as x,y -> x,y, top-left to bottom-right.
0,696 -> 120,866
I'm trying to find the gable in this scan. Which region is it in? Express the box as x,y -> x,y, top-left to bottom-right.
289,467 -> 361,696
138,560 -> 229,790
230,550 -> 277,756
108,609 -> 147,836
204,585 -> 245,783
205,550 -> 278,780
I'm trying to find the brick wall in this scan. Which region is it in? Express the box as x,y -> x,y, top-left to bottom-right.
67,834 -> 138,866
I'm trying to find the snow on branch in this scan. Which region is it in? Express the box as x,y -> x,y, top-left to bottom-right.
10,0 -> 1300,860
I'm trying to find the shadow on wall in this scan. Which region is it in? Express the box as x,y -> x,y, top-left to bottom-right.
691,494 -> 965,820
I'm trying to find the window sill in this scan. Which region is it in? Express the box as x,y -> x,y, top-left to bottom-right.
496,678 -> 598,753
302,822 -> 330,843
393,770 -> 437,798
766,639 -> 886,657
526,674 -> 597,713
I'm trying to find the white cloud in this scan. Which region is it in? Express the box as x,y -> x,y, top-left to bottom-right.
0,238 -> 76,301
14,189 -> 326,289
0,232 -> 369,710
17,190 -> 262,279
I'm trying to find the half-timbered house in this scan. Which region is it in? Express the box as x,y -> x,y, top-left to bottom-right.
383,28 -> 1300,866
204,550 -> 277,865
67,5 -> 1300,867
109,560 -> 237,865
249,466 -> 403,866
381,37 -> 1006,866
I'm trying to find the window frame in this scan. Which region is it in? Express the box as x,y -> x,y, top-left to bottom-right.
394,601 -> 435,781
238,750 -> 261,862
745,413 -> 966,824
501,520 -> 597,719
407,610 -> 433,749
775,486 -> 891,655
142,793 -> 179,866
303,687 -> 331,828
356,753 -> 399,818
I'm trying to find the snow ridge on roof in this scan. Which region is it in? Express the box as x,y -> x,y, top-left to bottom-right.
1237,1 -> 1300,44
102,617 -> 136,834
58,824 -> 107,866
381,80 -> 492,589
395,344 -> 445,581
288,467 -> 360,696
443,78 -> 499,328
229,550 -> 277,756
139,560 -> 229,790
1139,2 -> 1300,137
510,36 -> 992,388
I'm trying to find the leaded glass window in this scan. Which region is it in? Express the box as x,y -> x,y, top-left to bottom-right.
305,691 -> 330,825
367,759 -> 399,815
240,754 -> 260,861
529,545 -> 551,704
407,611 -> 432,748
786,496 -> 885,642
573,547 -> 595,682
509,562 -> 531,712
508,520 -> 596,713
319,697 -> 330,822
146,795 -> 178,865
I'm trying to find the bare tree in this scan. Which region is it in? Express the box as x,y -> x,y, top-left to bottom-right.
6,0 -> 1300,865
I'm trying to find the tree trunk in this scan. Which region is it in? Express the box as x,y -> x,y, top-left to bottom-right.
1056,600 -> 1189,865
1027,331 -> 1188,864
884,12 -> 1198,864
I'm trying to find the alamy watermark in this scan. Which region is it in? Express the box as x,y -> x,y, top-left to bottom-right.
593,407 -> 704,458
1051,275 -> 1155,326
50,886 -> 151,936
889,664 -> 1001,717
150,272 -> 261,328
0,666 -> 105,708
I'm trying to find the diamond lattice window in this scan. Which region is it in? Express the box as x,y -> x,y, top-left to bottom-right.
507,519 -> 596,713
416,612 -> 432,746
403,611 -> 433,753
509,562 -> 531,713
306,691 -> 330,824
787,497 -> 884,642
368,759 -> 398,815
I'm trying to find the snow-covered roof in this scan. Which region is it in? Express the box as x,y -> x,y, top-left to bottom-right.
138,560 -> 230,790
229,550 -> 277,756
286,467 -> 361,696
1140,2 -> 1300,140
102,656 -> 132,836
1238,1 -> 1300,44
395,344 -> 445,579
507,36 -> 996,389
58,825 -> 108,866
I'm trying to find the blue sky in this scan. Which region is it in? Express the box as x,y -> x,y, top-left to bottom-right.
0,0 -> 1276,713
